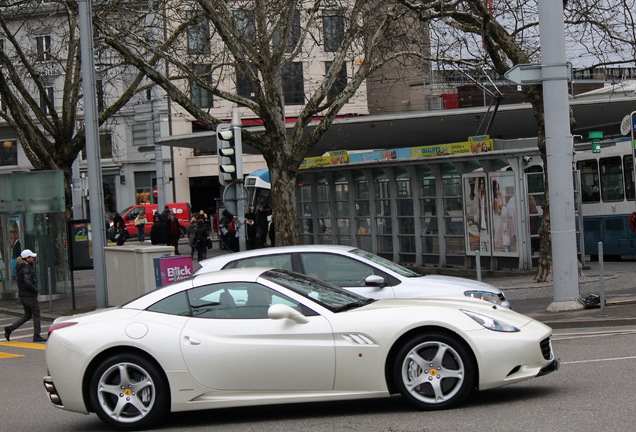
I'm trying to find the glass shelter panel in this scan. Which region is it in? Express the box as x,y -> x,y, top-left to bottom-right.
353,172 -> 371,251
442,175 -> 465,255
373,170 -> 392,256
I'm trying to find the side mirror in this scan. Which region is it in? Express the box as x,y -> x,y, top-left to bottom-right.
268,304 -> 309,324
365,275 -> 386,287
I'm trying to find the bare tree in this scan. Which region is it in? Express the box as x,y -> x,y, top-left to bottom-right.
93,0 -> 425,246
396,0 -> 636,281
0,0 -> 152,214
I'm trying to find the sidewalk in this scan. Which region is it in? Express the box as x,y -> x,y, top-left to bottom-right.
2,247 -> 636,329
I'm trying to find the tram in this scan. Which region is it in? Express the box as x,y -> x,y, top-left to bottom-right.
575,137 -> 636,258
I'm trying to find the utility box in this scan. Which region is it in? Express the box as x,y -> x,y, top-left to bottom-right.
105,245 -> 174,306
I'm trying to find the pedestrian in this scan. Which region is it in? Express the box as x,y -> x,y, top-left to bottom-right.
187,216 -> 198,256
161,205 -> 172,221
150,214 -> 169,245
167,212 -> 181,254
245,207 -> 256,250
255,204 -> 269,248
112,212 -> 124,231
268,213 -> 276,247
219,210 -> 233,250
193,218 -> 210,262
135,210 -> 148,243
5,249 -> 46,342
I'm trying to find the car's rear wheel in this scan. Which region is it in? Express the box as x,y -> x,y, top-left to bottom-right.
88,353 -> 168,430
393,333 -> 475,410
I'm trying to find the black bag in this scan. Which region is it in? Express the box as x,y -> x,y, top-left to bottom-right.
206,238 -> 213,249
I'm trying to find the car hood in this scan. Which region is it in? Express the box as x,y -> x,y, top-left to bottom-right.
415,274 -> 504,293
359,296 -> 534,328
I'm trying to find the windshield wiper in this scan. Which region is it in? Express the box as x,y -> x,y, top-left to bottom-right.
333,298 -> 375,312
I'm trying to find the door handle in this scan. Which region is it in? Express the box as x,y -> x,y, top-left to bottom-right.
185,336 -> 201,345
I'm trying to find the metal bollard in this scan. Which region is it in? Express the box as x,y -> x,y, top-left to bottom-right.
598,242 -> 607,317
475,250 -> 482,282
48,267 -> 53,310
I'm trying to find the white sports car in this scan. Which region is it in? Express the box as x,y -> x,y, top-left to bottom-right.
196,244 -> 511,308
44,268 -> 558,430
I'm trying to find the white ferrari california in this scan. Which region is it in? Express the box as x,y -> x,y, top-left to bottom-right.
44,268 -> 558,430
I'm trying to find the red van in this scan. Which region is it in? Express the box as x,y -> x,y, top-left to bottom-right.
117,202 -> 192,238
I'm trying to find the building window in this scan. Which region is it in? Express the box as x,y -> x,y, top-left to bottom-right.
274,11 -> 300,53
191,64 -> 213,108
0,139 -> 17,166
236,64 -> 257,99
233,9 -> 256,44
96,79 -> 104,113
100,133 -> 113,159
39,86 -> 54,116
322,10 -> 344,52
36,35 -> 52,61
325,61 -> 347,102
282,62 -> 304,105
187,11 -> 210,54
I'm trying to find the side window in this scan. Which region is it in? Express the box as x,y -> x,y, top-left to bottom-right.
147,291 -> 191,316
186,282 -> 311,319
233,254 -> 293,271
577,159 -> 600,203
299,253 -> 375,287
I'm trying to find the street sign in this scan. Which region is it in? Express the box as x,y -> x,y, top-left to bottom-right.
505,63 -> 573,86
505,64 -> 542,85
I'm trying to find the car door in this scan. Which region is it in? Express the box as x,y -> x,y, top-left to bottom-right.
179,281 -> 336,391
298,252 -> 396,299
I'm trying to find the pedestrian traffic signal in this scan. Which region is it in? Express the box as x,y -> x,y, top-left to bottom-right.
217,126 -> 238,185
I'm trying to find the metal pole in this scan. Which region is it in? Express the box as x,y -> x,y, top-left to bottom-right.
78,0 -> 108,308
48,267 -> 53,310
232,110 -> 246,252
475,250 -> 482,282
538,0 -> 581,311
598,242 -> 607,317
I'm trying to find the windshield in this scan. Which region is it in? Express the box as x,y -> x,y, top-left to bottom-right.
261,269 -> 375,312
350,248 -> 420,277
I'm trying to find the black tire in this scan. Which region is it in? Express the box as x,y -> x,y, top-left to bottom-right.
393,333 -> 475,410
88,353 -> 169,430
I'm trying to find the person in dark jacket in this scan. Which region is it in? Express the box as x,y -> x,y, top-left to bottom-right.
167,212 -> 181,254
5,249 -> 46,342
150,214 -> 169,245
193,218 -> 210,262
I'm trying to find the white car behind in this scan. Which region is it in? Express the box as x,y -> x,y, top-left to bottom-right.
196,244 -> 511,308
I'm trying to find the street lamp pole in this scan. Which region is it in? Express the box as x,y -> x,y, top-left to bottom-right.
538,0 -> 581,311
78,0 -> 108,308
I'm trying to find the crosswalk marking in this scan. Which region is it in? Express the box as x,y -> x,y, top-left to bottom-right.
0,341 -> 46,350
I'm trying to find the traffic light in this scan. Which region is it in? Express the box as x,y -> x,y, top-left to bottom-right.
589,131 -> 603,154
216,124 -> 242,186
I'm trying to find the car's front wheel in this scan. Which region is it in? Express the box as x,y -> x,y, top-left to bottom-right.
393,333 -> 475,410
88,353 -> 169,430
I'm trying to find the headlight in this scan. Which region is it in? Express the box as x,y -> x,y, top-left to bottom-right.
461,310 -> 519,332
464,290 -> 502,305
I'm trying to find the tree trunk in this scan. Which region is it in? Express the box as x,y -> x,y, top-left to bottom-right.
268,162 -> 300,246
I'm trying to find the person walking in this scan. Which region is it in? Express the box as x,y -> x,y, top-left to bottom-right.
5,249 -> 46,342
193,218 -> 210,262
135,210 -> 148,243
150,214 -> 169,245
167,212 -> 181,254
187,216 -> 198,256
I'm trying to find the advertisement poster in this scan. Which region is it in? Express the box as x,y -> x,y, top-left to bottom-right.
154,255 -> 194,288
68,219 -> 93,270
463,174 -> 490,255
489,171 -> 518,256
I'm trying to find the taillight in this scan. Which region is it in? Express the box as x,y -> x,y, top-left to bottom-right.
47,322 -> 78,336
